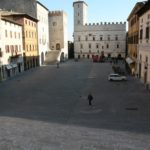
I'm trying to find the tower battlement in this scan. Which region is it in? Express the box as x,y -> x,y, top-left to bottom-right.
85,22 -> 126,26
49,11 -> 63,16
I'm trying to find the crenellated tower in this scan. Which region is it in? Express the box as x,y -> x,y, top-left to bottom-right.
73,1 -> 88,31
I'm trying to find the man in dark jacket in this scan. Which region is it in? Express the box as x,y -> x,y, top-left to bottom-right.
87,93 -> 93,106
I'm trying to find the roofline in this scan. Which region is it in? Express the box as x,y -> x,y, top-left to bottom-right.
127,2 -> 146,21
2,13 -> 38,22
73,1 -> 88,7
1,17 -> 22,26
136,0 -> 150,17
36,1 -> 49,11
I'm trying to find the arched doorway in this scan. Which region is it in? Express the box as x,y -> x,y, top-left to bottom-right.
41,52 -> 44,65
56,43 -> 60,50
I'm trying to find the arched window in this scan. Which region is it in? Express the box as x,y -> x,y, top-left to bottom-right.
56,43 -> 60,50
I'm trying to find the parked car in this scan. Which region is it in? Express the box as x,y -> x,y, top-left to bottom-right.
108,73 -> 127,81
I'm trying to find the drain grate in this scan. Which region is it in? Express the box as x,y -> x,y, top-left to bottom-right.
125,107 -> 138,111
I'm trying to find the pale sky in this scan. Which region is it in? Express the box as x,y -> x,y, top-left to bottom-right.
38,0 -> 145,41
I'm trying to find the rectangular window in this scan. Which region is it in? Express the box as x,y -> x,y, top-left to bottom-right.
140,29 -> 143,40
96,44 -> 99,49
107,44 -> 109,48
93,37 -> 95,41
10,31 -> 12,38
11,45 -> 14,53
85,36 -> 88,41
78,36 -> 80,41
115,36 -> 118,41
100,36 -> 103,41
5,30 -> 8,37
14,32 -> 16,38
146,26 -> 149,39
117,44 -> 119,48
5,45 -> 9,53
0,48 -> 2,57
80,44 -> 83,49
53,22 -> 57,26
18,33 -> 20,39
15,45 -> 18,52
89,44 -> 91,49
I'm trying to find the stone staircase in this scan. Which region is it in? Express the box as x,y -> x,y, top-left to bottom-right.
44,50 -> 60,65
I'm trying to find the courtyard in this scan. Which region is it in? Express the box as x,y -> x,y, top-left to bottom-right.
0,60 -> 150,149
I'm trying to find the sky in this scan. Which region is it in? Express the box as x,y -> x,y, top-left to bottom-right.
38,0 -> 145,41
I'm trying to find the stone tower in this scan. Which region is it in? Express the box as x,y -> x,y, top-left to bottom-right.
0,0 -> 37,18
73,1 -> 88,31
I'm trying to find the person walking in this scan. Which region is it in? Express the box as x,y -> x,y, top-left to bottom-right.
57,61 -> 59,68
87,93 -> 93,106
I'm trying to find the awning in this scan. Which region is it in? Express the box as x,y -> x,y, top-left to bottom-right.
126,57 -> 134,64
6,65 -> 12,70
11,63 -> 17,68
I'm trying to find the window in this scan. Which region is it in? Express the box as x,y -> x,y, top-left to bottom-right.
140,29 -> 143,40
25,20 -> 27,24
85,36 -> 88,41
10,31 -> 12,38
5,30 -> 8,37
93,36 -> 95,41
80,44 -> 83,49
26,31 -> 28,38
0,48 -> 2,57
108,36 -> 110,41
89,44 -> 91,49
18,33 -> 20,39
77,20 -> 80,24
11,45 -> 14,53
146,26 -> 149,39
5,45 -> 9,53
14,32 -> 16,38
100,36 -> 103,41
117,44 -> 119,48
78,36 -> 81,41
107,44 -> 109,48
15,45 -> 18,52
96,44 -> 99,49
115,35 -> 118,41
53,22 -> 57,26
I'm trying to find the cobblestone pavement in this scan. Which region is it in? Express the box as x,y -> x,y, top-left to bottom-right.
0,59 -> 150,150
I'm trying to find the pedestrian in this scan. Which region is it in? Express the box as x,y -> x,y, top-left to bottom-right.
87,93 -> 93,106
57,61 -> 59,68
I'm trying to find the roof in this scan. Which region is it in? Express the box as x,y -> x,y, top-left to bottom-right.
127,1 -> 146,21
1,11 -> 38,22
73,1 -> 88,7
36,1 -> 49,11
137,0 -> 150,17
1,17 -> 22,26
